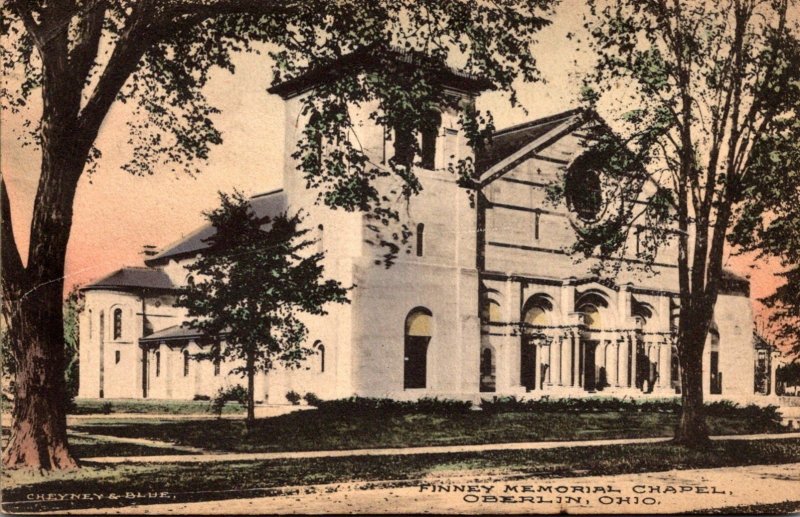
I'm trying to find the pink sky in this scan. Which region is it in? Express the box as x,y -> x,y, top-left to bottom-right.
1,2 -> 785,345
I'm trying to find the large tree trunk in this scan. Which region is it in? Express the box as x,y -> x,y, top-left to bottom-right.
673,316 -> 711,447
2,117 -> 87,470
2,283 -> 78,469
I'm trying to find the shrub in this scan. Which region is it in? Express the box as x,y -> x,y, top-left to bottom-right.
210,385 -> 248,417
193,394 -> 210,401
303,392 -> 322,406
99,401 -> 113,414
286,390 -> 302,405
478,395 -> 780,425
313,396 -> 472,415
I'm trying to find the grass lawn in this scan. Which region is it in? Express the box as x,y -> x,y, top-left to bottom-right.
67,434 -> 194,458
70,409 -> 788,454
3,438 -> 799,513
72,398 -> 245,415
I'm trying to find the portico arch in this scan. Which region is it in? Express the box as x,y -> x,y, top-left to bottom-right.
404,307 -> 432,389
520,294 -> 554,391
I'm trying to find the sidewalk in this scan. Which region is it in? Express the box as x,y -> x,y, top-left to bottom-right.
59,461 -> 800,514
81,431 -> 800,464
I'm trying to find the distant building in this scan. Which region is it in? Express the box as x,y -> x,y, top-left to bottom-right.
78,55 -> 767,403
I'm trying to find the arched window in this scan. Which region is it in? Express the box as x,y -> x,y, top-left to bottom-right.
523,306 -> 548,326
420,111 -> 441,170
88,310 -> 93,338
404,308 -> 432,389
709,326 -> 722,394
115,351 -> 121,364
316,342 -> 326,373
183,350 -> 190,377
575,291 -> 608,331
488,300 -> 502,323
580,304 -> 602,330
214,358 -> 221,376
416,223 -> 425,257
522,294 -> 553,328
113,308 -> 123,340
155,351 -> 161,377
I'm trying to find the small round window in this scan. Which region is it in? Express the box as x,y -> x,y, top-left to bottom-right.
565,166 -> 603,221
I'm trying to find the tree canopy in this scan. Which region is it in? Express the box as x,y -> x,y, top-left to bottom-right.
176,191 -> 349,421
1,0 -> 560,469
558,0 -> 800,445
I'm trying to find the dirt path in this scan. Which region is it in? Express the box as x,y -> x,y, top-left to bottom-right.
58,462 -> 800,514
68,431 -> 207,454
80,431 -> 800,464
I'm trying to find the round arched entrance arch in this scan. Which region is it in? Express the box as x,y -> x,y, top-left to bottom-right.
404,308 -> 432,389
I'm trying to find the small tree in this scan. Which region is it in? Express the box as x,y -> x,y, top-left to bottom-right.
177,191 -> 349,424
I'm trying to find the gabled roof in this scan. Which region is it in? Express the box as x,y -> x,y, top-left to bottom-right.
82,267 -> 175,292
139,324 -> 205,344
268,46 -> 494,99
144,189 -> 288,266
476,108 -> 582,174
753,332 -> 777,351
476,109 -> 586,185
720,269 -> 750,297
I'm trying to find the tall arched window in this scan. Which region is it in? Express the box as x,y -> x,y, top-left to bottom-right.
709,326 -> 722,394
113,308 -> 123,340
404,308 -> 432,389
317,342 -> 326,373
155,350 -> 161,377
488,300 -> 502,323
580,304 -> 602,330
416,223 -> 425,257
183,350 -> 190,377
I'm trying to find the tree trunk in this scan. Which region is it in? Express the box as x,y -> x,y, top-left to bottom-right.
2,288 -> 78,470
246,348 -> 255,425
673,327 -> 710,447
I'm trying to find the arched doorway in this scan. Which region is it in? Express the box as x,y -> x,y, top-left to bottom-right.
521,296 -> 552,391
404,308 -> 432,389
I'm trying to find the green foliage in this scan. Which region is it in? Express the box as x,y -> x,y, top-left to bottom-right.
312,396 -> 474,415
562,0 -> 800,292
62,287 -> 83,408
285,390 -> 301,405
777,361 -> 800,391
177,191 -> 349,406
303,392 -> 322,406
210,385 -> 249,417
480,396 -> 782,427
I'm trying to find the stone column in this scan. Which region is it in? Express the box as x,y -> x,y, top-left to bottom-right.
553,336 -> 563,386
572,335 -> 583,387
563,332 -> 574,386
629,334 -> 637,389
617,338 -> 627,388
659,340 -> 670,389
770,352 -> 779,396
607,339 -> 618,387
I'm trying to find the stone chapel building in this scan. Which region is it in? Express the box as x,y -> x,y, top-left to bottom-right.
78,55 -> 763,403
